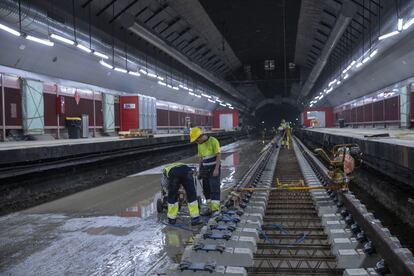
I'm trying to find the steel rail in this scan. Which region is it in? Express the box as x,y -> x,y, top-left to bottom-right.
294,136 -> 414,276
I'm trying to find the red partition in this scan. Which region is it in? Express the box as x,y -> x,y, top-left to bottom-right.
384,96 -> 399,121
213,109 -> 239,129
157,109 -> 168,126
303,107 -> 333,127
2,88 -> 22,127
119,96 -> 139,131
364,103 -> 373,122
356,106 -> 364,122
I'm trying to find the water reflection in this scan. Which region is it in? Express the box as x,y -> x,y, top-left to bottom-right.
118,192 -> 161,218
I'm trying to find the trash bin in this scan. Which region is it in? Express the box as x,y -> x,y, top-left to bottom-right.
65,117 -> 81,139
338,119 -> 345,128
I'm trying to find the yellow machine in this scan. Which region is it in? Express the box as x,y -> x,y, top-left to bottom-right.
314,143 -> 362,190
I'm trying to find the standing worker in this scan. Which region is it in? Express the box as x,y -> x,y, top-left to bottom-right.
162,163 -> 202,225
190,127 -> 221,216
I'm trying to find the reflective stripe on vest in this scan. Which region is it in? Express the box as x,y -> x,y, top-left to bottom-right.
163,162 -> 186,177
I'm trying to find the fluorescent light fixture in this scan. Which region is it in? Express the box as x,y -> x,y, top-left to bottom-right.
167,84 -> 172,88
158,81 -> 166,86
356,62 -> 363,68
128,71 -> 141,77
172,86 -> 179,90
216,99 -> 223,103
398,18 -> 403,31
76,43 -> 91,53
188,88 -> 193,92
403,18 -> 414,30
342,68 -> 348,74
195,94 -> 201,98
139,69 -> 148,75
189,92 -> 195,96
336,80 -> 341,85
99,60 -> 113,69
93,51 -> 109,59
208,99 -> 216,103
350,60 -> 356,66
114,67 -> 127,73
310,104 -> 314,107
157,76 -> 164,81
219,103 -> 226,107
26,35 -> 54,46
147,72 -> 157,78
328,79 -> 337,87
344,73 -> 349,79
50,33 -> 74,45
229,107 -> 234,109
378,31 -> 400,40
362,56 -> 370,64
201,93 -> 211,98
369,49 -> 378,58
0,23 -> 20,36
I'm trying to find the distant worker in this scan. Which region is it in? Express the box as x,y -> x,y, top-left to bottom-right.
190,127 -> 221,216
279,119 -> 292,149
162,163 -> 202,225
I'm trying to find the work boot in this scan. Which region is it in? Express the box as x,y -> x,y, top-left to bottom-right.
200,208 -> 212,216
191,216 -> 203,226
168,218 -> 176,225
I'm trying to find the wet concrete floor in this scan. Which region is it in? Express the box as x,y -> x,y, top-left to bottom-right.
0,139 -> 266,275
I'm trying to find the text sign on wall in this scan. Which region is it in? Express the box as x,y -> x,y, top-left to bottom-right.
123,103 -> 136,109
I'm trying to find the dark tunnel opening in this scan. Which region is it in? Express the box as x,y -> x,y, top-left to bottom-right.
254,103 -> 300,129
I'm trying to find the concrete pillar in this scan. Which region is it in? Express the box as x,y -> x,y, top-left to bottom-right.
400,85 -> 410,128
21,78 -> 44,136
102,93 -> 115,133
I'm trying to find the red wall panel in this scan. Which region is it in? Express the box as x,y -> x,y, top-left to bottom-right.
364,103 -> 373,122
356,106 -> 364,122
373,101 -> 384,121
384,96 -> 399,121
303,107 -> 334,127
157,109 -> 169,126
44,93 -> 57,126
213,109 -> 239,128
114,102 -> 120,127
169,111 -> 180,126
95,101 -> 103,127
119,96 -> 139,131
2,88 -> 22,127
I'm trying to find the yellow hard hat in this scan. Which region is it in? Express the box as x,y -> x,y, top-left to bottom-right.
190,127 -> 203,142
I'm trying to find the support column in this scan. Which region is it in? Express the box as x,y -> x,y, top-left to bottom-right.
21,78 -> 44,136
400,85 -> 410,128
102,93 -> 115,134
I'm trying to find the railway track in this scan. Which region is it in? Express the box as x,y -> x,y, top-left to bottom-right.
247,146 -> 343,275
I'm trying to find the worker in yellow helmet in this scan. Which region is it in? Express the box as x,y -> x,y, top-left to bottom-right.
162,162 -> 202,225
190,127 -> 221,216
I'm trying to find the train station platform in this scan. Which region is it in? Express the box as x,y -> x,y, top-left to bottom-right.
0,139 -> 264,275
0,131 -> 243,166
296,128 -> 414,187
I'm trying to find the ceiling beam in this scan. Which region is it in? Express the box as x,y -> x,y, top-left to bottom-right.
300,2 -> 356,98
128,22 -> 251,109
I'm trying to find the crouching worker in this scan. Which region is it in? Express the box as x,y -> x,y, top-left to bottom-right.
162,163 -> 202,226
